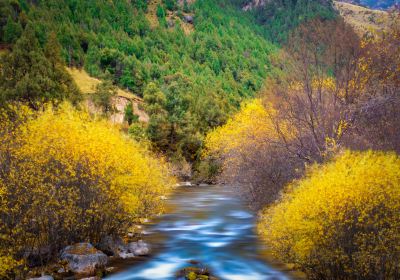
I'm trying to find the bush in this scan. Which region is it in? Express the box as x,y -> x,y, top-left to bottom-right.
258,150 -> 400,279
203,99 -> 299,207
0,103 -> 175,278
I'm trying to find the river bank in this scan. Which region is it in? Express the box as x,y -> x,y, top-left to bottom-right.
27,184 -> 302,280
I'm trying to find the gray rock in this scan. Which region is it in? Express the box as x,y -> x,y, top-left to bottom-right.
118,251 -> 135,259
79,277 -> 101,280
128,240 -> 150,256
183,15 -> 194,23
60,243 -> 108,275
98,236 -> 126,256
28,276 -> 54,280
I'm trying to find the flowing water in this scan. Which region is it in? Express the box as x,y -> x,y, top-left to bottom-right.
106,185 -> 289,280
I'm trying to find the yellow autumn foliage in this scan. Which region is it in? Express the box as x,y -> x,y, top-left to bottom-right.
203,99 -> 297,206
0,103 -> 175,278
204,99 -> 280,164
258,150 -> 400,279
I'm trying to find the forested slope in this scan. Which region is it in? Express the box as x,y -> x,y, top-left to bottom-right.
0,0 -> 270,161
0,0 -> 334,164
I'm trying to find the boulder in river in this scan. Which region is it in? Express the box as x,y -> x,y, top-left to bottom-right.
60,243 -> 108,275
128,240 -> 150,256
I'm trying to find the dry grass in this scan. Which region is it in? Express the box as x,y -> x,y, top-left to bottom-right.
334,1 -> 392,34
67,67 -> 149,123
67,67 -> 140,100
67,67 -> 100,94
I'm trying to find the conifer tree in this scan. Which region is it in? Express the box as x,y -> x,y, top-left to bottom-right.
2,16 -> 22,44
144,82 -> 171,150
0,25 -> 81,108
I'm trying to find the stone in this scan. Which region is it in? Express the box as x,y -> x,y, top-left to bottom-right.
97,236 -> 126,257
28,276 -> 54,280
127,240 -> 150,256
60,243 -> 108,276
118,251 -> 135,259
183,15 -> 194,24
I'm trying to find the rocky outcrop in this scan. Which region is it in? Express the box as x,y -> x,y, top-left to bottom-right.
60,243 -> 108,276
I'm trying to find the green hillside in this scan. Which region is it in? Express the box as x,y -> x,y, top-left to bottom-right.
0,0 -> 334,163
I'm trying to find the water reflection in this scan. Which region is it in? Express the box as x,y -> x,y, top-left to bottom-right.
106,185 -> 288,280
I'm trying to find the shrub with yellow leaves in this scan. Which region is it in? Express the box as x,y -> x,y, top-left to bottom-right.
0,103 -> 175,278
203,99 -> 299,208
204,99 -> 278,163
258,150 -> 400,279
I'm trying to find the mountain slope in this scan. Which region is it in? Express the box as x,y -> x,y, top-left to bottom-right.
67,68 -> 149,124
334,1 -> 392,33
240,0 -> 336,42
0,0 -> 340,163
337,0 -> 399,10
1,0 -> 280,161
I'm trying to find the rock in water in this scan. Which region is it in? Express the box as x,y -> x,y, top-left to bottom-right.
60,243 -> 108,275
128,240 -> 150,256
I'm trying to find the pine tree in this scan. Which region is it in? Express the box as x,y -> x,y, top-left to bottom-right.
2,16 -> 22,44
44,32 -> 82,105
144,82 -> 171,150
0,25 -> 81,108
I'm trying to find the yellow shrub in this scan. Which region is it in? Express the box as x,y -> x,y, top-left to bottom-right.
203,98 -> 297,206
204,99 -> 281,167
0,103 -> 175,278
0,256 -> 21,279
259,150 -> 400,279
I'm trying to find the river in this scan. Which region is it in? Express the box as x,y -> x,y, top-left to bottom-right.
106,185 -> 289,280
